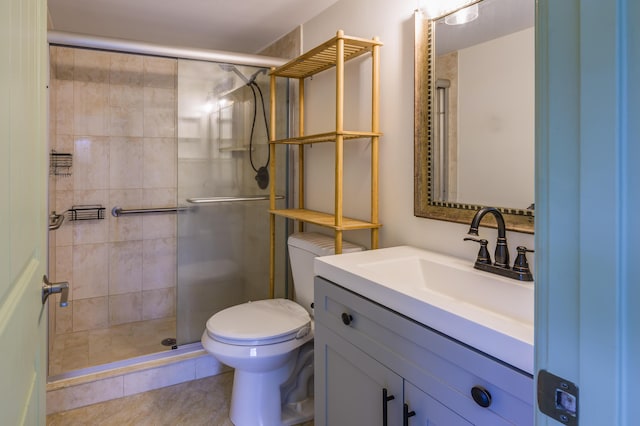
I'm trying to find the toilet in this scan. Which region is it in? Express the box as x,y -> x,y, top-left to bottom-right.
201,232 -> 364,426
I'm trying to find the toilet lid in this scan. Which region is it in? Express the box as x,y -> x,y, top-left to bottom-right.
206,299 -> 311,346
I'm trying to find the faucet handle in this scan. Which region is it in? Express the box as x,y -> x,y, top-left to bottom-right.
464,237 -> 492,265
513,246 -> 535,281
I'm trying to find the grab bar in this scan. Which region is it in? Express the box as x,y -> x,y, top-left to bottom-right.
186,195 -> 284,204
111,206 -> 190,217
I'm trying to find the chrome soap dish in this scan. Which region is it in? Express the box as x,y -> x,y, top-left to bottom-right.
49,205 -> 106,231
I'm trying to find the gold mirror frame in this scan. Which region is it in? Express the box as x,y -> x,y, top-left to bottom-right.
413,10 -> 534,234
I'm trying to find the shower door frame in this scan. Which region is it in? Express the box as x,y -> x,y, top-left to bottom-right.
46,31 -> 289,380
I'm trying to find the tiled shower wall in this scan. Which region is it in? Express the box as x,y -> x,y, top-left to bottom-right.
49,46 -> 177,337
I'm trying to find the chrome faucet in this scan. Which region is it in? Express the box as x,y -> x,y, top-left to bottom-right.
464,207 -> 533,281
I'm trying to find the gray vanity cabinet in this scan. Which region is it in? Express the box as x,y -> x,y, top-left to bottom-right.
314,276 -> 534,426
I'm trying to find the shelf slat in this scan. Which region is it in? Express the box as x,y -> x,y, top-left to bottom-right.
270,131 -> 382,145
270,34 -> 383,79
270,208 -> 381,231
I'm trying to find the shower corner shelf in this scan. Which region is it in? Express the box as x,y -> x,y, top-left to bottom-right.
68,205 -> 106,221
268,30 -> 382,298
49,150 -> 73,177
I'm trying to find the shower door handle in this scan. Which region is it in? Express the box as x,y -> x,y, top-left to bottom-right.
186,195 -> 284,204
42,275 -> 69,307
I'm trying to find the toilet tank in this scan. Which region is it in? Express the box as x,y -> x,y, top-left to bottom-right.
287,232 -> 364,315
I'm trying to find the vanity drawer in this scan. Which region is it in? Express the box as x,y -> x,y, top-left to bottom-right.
314,276 -> 534,425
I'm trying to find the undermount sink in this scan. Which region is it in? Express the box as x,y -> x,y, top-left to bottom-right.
314,246 -> 534,374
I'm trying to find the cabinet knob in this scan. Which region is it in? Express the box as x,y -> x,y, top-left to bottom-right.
471,386 -> 492,408
341,312 -> 353,325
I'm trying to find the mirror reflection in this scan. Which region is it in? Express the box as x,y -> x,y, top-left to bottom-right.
433,0 -> 534,208
414,0 -> 535,233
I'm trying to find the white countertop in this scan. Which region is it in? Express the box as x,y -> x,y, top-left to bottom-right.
314,246 -> 534,374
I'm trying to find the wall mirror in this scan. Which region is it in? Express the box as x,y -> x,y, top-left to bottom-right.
414,0 -> 535,233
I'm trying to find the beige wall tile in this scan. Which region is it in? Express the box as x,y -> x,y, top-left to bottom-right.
55,190 -> 74,217
144,87 -> 175,109
109,107 -> 144,137
74,49 -> 110,83
73,219 -> 110,246
109,292 -> 143,325
143,138 -> 176,188
54,190 -> 74,246
143,57 -> 176,89
142,188 -> 177,207
142,188 -> 177,239
109,189 -> 143,241
110,85 -> 144,108
72,190 -> 109,245
54,190 -> 73,212
53,133 -> 75,156
110,52 -> 144,86
54,80 -> 74,135
109,240 -> 143,295
73,243 -> 109,299
142,238 -> 176,290
73,296 -> 109,331
144,108 -> 176,138
142,214 -> 176,240
142,288 -> 175,320
49,47 -> 182,341
109,137 -> 143,189
73,136 -> 110,190
55,300 -> 74,335
54,245 -> 73,297
52,46 -> 74,81
73,82 -> 110,136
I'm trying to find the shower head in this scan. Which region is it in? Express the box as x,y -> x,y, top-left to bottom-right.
218,63 -> 267,86
218,63 -> 250,85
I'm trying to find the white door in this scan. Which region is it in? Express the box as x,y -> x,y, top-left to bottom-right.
536,1 -> 639,424
0,0 -> 48,424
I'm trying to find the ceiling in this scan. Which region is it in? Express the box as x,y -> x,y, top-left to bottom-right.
47,0 -> 340,54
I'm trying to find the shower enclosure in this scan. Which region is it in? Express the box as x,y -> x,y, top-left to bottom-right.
176,59 -> 289,344
47,42 -> 289,377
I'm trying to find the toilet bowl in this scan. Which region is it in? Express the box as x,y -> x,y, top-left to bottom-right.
201,232 -> 363,426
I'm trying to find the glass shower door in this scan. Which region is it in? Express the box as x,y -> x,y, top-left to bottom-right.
176,59 -> 288,344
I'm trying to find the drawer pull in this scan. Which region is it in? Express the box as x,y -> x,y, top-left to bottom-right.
471,386 -> 492,408
382,388 -> 395,426
341,312 -> 353,325
403,403 -> 416,425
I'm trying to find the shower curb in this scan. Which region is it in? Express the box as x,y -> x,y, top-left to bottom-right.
46,343 -> 228,415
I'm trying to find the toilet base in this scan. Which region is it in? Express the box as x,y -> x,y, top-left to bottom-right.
282,397 -> 314,426
229,355 -> 296,426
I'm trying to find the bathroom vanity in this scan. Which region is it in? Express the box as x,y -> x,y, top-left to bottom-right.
313,247 -> 534,425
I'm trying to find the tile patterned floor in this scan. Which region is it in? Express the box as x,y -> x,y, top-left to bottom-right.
47,372 -> 315,426
47,373 -> 233,425
49,317 -> 177,376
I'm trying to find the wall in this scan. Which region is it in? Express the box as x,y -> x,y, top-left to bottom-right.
300,0 -> 535,264
49,47 -> 177,338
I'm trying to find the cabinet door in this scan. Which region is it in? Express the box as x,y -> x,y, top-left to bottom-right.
316,323 -> 404,426
404,381 -> 472,426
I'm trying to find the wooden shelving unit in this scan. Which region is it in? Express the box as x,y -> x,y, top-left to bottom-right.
268,30 -> 382,297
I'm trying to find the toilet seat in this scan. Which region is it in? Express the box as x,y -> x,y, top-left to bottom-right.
206,299 -> 311,346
